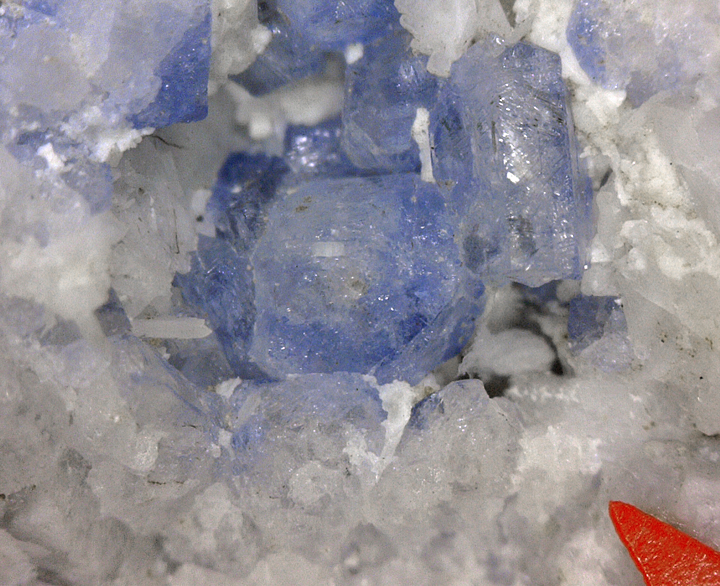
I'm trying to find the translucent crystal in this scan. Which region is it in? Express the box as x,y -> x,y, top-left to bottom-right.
232,0 -> 326,96
284,118 -> 361,179
430,39 -> 591,287
176,153 -> 290,379
341,28 -> 439,173
248,174 -> 483,384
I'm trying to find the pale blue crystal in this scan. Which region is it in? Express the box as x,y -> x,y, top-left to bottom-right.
430,39 -> 591,287
566,0 -> 702,105
275,0 -> 399,50
176,154 -> 290,379
223,373 -> 385,479
284,118 -> 361,179
233,0 -> 326,96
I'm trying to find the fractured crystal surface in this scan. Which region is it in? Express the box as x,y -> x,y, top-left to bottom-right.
430,39 -> 591,287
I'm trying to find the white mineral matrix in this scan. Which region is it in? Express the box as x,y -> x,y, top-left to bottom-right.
1,0 -> 720,585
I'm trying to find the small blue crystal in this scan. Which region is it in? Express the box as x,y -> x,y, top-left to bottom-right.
284,118 -> 361,179
233,1 -> 326,96
430,39 -> 591,287
341,29 -> 439,173
224,373 -> 386,478
568,295 -> 627,353
248,173 -> 483,384
566,0 -> 691,105
8,127 -> 113,213
275,0 -> 399,50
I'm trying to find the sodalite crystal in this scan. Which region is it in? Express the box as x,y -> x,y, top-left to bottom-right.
224,373 -> 385,480
248,174 -> 483,384
341,29 -> 439,172
275,0 -> 399,50
129,10 -> 211,128
176,153 -> 290,379
178,34 -> 590,384
233,1 -> 326,96
430,39 -> 591,287
284,118 -> 361,179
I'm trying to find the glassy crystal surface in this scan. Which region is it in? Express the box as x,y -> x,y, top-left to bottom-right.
275,0 -> 399,50
176,154 -> 290,379
341,28 -> 439,172
129,10 -> 211,128
248,173 -> 483,384
430,39 -> 591,287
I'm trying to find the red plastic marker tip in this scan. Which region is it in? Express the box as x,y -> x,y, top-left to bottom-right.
609,500 -> 720,586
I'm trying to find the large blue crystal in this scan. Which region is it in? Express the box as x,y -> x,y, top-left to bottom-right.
341,29 -> 439,173
247,173 -> 483,384
175,154 -> 290,379
430,39 -> 591,287
275,0 -> 399,50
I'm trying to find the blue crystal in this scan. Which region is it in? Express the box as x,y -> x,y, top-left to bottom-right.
224,373 -> 386,477
233,1 -> 326,96
566,0 -> 692,105
275,0 -> 399,50
430,39 -> 591,287
206,152 -> 290,245
8,127 -> 113,213
284,118 -> 362,179
341,29 -> 439,173
176,154 -> 290,379
130,8 -> 211,128
248,173 -> 483,384
568,295 -> 627,353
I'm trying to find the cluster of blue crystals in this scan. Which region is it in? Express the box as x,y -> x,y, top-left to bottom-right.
0,0 -> 211,212
179,8 -> 591,385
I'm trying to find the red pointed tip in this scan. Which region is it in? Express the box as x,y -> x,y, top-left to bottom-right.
609,500 -> 720,586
